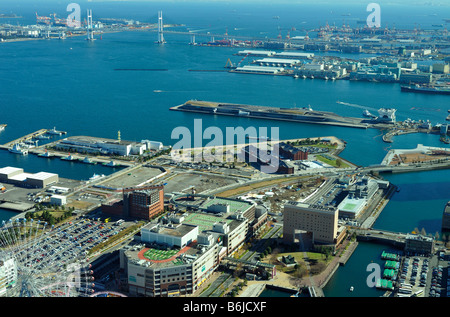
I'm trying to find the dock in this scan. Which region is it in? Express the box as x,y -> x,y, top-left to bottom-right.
171,100 -> 377,129
2,129 -> 49,148
0,127 -> 67,150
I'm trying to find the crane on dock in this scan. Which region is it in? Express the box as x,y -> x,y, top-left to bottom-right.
225,53 -> 250,69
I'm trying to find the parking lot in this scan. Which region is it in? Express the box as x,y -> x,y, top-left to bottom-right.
397,251 -> 449,297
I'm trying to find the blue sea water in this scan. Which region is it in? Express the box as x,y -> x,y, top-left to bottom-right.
0,1 -> 449,297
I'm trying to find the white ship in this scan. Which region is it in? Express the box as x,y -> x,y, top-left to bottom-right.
89,173 -> 105,181
377,108 -> 397,123
9,143 -> 28,155
362,109 -> 377,118
48,127 -> 62,135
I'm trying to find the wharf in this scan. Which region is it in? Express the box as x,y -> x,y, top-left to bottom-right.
171,100 -> 375,129
1,128 -> 66,148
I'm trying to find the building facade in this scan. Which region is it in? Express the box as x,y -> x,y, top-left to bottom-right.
283,202 -> 339,245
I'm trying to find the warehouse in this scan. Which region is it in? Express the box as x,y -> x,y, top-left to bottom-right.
254,58 -> 301,67
26,172 -> 59,188
232,65 -> 286,75
0,167 -> 59,188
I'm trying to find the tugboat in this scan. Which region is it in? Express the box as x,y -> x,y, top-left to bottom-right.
61,153 -> 75,161
38,150 -> 53,158
81,156 -> 96,164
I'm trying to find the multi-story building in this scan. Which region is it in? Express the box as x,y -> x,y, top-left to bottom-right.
283,202 -> 346,246
274,142 -> 308,161
102,185 -> 164,221
0,258 -> 17,297
404,234 -> 434,256
120,195 -> 265,297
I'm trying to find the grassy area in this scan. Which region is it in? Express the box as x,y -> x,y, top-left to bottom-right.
269,251 -> 333,276
315,155 -> 350,168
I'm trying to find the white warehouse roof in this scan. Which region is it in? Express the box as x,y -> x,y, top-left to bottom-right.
28,172 -> 58,180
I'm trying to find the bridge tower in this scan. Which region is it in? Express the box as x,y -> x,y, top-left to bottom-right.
86,9 -> 94,41
157,11 -> 165,44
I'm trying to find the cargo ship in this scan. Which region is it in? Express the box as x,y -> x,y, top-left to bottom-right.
171,100 -> 374,129
401,84 -> 450,95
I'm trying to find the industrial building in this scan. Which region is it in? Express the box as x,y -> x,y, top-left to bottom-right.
54,135 -> 148,156
275,142 -> 308,161
232,65 -> 286,75
253,58 -> 301,67
283,201 -> 346,247
50,195 -> 67,206
273,52 -> 314,59
102,185 -> 165,221
236,50 -> 276,57
0,167 -> 58,188
120,195 -> 266,297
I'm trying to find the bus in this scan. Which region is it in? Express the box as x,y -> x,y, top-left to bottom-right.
412,290 -> 424,297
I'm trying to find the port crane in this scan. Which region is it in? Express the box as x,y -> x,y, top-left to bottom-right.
225,53 -> 250,69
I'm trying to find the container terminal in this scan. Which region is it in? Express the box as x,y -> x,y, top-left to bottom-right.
171,100 -> 397,129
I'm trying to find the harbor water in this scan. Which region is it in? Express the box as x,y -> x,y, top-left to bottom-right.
0,1 -> 449,297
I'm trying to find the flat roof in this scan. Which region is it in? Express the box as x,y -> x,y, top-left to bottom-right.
275,52 -> 314,57
235,65 -> 284,72
9,173 -> 32,182
0,166 -> 23,175
183,213 -> 234,233
255,58 -> 301,63
28,172 -> 58,180
201,197 -> 253,214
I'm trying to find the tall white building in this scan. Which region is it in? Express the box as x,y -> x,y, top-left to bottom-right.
0,258 -> 17,296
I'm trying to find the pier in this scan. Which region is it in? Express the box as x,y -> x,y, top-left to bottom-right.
171,100 -> 381,129
0,127 -> 67,149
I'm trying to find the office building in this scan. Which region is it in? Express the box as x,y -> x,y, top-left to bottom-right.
283,202 -> 345,246
0,258 -> 17,297
102,185 -> 165,221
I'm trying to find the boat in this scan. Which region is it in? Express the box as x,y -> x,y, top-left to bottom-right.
349,286 -> 354,292
35,134 -> 50,140
61,154 -> 75,161
0,124 -> 6,131
440,135 -> 450,144
80,156 -> 96,164
48,127 -> 62,135
9,143 -> 28,155
103,160 -> 117,167
363,109 -> 377,118
401,84 -> 450,95
38,150 -> 53,158
89,173 -> 105,181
